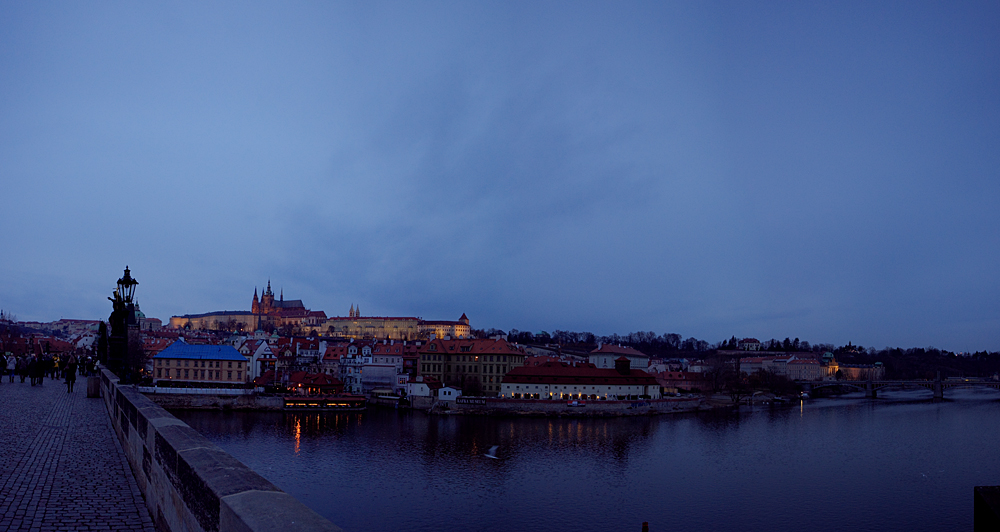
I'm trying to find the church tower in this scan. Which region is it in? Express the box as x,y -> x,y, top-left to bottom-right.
261,280 -> 275,314
252,287 -> 260,314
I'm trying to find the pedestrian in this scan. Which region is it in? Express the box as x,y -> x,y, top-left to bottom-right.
17,356 -> 27,383
37,356 -> 48,385
65,355 -> 78,393
5,354 -> 13,382
27,356 -> 38,386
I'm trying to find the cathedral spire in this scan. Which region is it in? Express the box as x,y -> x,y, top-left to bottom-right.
349,304 -> 354,318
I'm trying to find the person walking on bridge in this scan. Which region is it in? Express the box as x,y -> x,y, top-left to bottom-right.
5,355 -> 14,382
17,356 -> 27,383
65,355 -> 78,393
27,356 -> 37,386
35,355 -> 48,386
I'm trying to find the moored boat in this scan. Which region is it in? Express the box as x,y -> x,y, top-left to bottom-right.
283,394 -> 367,411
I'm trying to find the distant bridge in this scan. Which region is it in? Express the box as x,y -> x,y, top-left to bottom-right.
800,376 -> 1000,399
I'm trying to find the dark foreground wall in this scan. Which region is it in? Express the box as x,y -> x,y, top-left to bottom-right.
975,486 -> 1000,531
100,369 -> 342,532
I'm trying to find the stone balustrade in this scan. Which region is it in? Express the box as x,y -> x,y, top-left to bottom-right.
100,369 -> 342,532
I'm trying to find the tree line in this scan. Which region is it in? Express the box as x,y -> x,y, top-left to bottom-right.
474,327 -> 1000,380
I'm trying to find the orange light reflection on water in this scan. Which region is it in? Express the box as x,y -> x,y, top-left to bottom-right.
294,418 -> 301,455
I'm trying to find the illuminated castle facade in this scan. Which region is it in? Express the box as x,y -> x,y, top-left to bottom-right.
169,281 -> 468,338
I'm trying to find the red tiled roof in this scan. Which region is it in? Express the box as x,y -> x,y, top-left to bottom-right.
372,344 -> 404,354
591,344 -> 648,357
323,345 -> 349,360
524,355 -> 562,366
413,376 -> 443,390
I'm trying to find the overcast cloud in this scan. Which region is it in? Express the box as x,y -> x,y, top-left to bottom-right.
2,1 -> 998,351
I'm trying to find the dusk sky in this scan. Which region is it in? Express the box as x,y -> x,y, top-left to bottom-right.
2,2 -> 998,352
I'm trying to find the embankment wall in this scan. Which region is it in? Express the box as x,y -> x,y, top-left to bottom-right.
142,392 -> 284,410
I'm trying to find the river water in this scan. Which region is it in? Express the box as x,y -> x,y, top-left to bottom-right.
174,388 -> 1000,532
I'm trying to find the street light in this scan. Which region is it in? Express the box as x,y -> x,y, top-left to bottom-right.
117,266 -> 138,304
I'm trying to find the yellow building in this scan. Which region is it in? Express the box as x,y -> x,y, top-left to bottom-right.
419,314 -> 471,339
167,311 -> 256,331
324,315 -> 420,340
324,307 -> 470,340
152,340 -> 249,384
418,337 -> 525,395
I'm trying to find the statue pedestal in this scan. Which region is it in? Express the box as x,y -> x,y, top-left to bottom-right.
87,376 -> 101,398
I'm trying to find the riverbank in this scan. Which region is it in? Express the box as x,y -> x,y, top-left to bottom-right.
142,390 -> 726,416
142,391 -> 709,416
434,396 -> 705,416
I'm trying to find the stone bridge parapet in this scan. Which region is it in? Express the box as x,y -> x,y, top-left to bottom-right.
100,369 -> 342,532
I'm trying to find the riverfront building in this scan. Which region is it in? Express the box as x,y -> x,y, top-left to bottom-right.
737,352 -> 856,381
418,337 -> 527,396
152,340 -> 248,384
500,358 -> 662,400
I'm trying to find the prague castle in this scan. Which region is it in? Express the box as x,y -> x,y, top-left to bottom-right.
168,281 -> 323,331
169,282 -> 470,340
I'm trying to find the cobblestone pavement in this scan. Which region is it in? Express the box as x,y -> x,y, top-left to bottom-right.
0,375 -> 155,532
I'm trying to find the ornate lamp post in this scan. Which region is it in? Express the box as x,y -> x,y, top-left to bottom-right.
107,266 -> 139,380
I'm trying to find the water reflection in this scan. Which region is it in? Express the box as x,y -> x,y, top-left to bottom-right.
175,394 -> 1000,532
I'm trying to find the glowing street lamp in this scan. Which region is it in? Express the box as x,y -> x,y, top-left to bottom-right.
117,266 -> 138,304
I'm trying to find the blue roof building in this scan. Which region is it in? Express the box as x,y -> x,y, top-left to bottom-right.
154,339 -> 246,361
153,339 -> 249,384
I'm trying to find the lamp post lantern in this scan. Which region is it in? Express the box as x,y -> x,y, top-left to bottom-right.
118,266 -> 138,305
